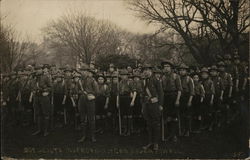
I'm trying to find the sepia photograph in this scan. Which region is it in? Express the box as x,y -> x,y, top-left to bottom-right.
0,0 -> 249,159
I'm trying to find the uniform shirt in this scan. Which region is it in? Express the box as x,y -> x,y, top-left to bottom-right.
110,82 -> 119,97
194,81 -> 205,97
211,76 -> 225,96
64,77 -> 72,96
132,80 -> 144,94
82,76 -> 99,96
119,79 -> 132,95
53,81 -> 65,94
34,74 -> 52,94
162,72 -> 182,93
142,76 -> 164,106
180,75 -> 194,96
226,64 -> 239,81
20,77 -> 33,96
219,72 -> 233,89
201,78 -> 215,95
238,64 -> 248,90
70,81 -> 81,96
8,78 -> 19,98
97,84 -> 110,97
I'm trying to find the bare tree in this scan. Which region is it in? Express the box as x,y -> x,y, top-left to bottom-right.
43,12 -> 122,64
0,24 -> 32,72
128,0 -> 249,64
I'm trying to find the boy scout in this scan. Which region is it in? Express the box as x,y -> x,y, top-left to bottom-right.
141,64 -> 163,151
217,61 -> 233,124
78,65 -> 99,143
200,67 -> 215,131
161,60 -> 182,142
178,64 -> 194,137
190,72 -> 205,133
32,64 -> 52,137
95,73 -> 110,134
209,65 -> 225,127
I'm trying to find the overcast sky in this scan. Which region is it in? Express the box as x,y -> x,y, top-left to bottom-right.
2,0 -> 157,43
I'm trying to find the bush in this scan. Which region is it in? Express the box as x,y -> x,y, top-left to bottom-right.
95,54 -> 137,70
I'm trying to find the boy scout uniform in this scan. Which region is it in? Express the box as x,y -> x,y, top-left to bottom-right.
179,64 -> 194,136
19,71 -> 33,126
70,74 -> 82,130
108,72 -> 119,134
118,70 -> 133,136
95,73 -> 111,133
209,65 -> 225,127
52,74 -> 65,127
191,72 -> 205,132
200,67 -> 215,131
161,60 -> 182,141
78,66 -> 99,143
132,72 -> 145,134
8,72 -> 20,125
32,65 -> 52,137
218,61 -> 233,124
142,65 -> 163,151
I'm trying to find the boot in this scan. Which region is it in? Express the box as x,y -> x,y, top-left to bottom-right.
127,117 -> 132,136
91,136 -> 97,142
142,143 -> 153,150
32,117 -> 42,136
153,144 -> 159,151
90,120 -> 97,142
43,117 -> 50,137
78,123 -> 87,143
78,136 -> 86,143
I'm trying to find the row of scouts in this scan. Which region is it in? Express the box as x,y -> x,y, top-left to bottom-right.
1,53 -> 249,151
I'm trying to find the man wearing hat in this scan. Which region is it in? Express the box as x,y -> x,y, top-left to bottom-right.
190,71 -> 205,133
62,66 -> 74,126
7,71 -> 20,126
106,71 -> 120,134
18,70 -> 34,126
70,73 -> 82,130
32,64 -> 52,136
209,65 -> 225,127
223,54 -> 238,92
52,74 -> 65,128
131,71 -> 145,135
77,64 -> 99,143
217,61 -> 233,125
200,67 -> 215,131
108,63 -> 115,75
118,69 -> 134,136
230,54 -> 241,119
141,64 -> 163,151
95,73 -> 110,134
161,60 -> 182,142
178,64 -> 194,137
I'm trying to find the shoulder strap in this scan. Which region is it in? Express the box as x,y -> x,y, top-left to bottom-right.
104,84 -> 107,90
173,73 -> 177,80
187,76 -> 190,83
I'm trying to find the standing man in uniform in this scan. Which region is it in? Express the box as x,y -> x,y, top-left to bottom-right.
161,60 -> 182,142
218,61 -> 233,124
52,74 -> 65,128
191,71 -> 205,132
118,70 -> 134,136
141,64 -> 163,151
178,64 -> 194,137
32,64 -> 52,136
200,67 -> 215,131
209,65 -> 225,127
78,65 -> 99,143
132,71 -> 145,134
